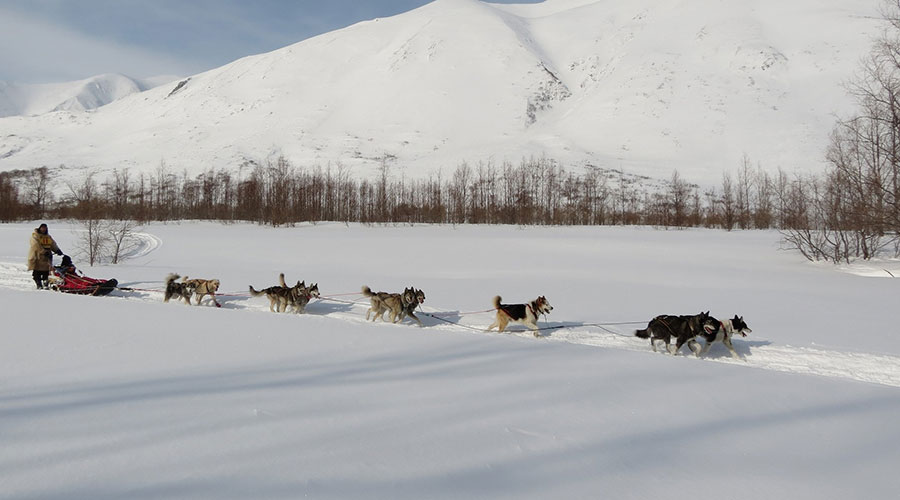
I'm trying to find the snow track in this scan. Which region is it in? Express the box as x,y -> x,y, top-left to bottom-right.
543,323 -> 900,388
3,261 -> 898,389
119,230 -> 162,260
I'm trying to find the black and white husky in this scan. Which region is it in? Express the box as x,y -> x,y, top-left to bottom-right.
698,315 -> 752,359
635,312 -> 718,355
486,295 -> 553,337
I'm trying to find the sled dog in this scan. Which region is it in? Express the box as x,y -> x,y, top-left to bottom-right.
398,287 -> 426,326
182,277 -> 221,307
486,295 -> 553,337
279,273 -> 319,314
249,273 -> 303,312
287,281 -> 320,314
164,273 -> 195,305
362,286 -> 417,324
698,315 -> 752,359
634,311 -> 718,355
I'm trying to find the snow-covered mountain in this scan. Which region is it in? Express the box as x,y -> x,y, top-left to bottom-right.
0,0 -> 884,183
0,73 -> 176,117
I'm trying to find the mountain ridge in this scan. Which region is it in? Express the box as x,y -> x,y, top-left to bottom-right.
0,0 -> 883,184
0,73 -> 177,117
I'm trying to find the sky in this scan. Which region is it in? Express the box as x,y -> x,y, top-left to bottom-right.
0,0 -> 541,84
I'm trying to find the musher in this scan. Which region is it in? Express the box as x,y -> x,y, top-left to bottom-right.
27,223 -> 64,289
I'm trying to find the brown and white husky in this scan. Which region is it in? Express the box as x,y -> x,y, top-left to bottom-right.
486,295 -> 553,337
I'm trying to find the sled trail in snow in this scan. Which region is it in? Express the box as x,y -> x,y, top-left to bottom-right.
542,325 -> 900,388
2,260 -> 899,389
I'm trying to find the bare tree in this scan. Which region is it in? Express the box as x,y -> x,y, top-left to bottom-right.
668,169 -> 691,227
24,166 -> 53,217
107,220 -> 141,264
67,173 -> 108,266
720,172 -> 736,231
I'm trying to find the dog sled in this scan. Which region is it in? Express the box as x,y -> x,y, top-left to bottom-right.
49,256 -> 118,296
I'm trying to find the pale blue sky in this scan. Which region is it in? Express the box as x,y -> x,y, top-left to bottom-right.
0,0 -> 541,83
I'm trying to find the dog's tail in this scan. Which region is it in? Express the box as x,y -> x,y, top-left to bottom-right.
492,295 -> 503,310
166,273 -> 180,285
248,285 -> 265,297
361,285 -> 375,297
634,328 -> 650,339
278,273 -> 287,288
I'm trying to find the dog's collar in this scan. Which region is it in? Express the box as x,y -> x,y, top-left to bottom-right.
721,320 -> 734,334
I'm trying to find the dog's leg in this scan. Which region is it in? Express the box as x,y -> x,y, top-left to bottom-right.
674,336 -> 692,356
376,305 -> 389,322
408,311 -> 423,327
666,337 -> 677,355
723,336 -> 741,360
210,292 -> 221,308
366,298 -> 380,321
647,332 -> 659,352
698,341 -> 712,357
390,307 -> 401,323
486,318 -> 498,332
526,320 -> 541,338
687,339 -> 701,357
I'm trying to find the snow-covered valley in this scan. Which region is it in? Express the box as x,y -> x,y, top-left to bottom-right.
2,222 -> 898,499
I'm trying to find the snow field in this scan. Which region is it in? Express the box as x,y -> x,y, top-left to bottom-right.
2,221 -> 899,499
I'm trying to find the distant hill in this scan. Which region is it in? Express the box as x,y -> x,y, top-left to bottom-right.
0,73 -> 176,117
0,0 -> 883,184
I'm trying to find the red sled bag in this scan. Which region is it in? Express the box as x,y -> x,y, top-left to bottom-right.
49,256 -> 118,296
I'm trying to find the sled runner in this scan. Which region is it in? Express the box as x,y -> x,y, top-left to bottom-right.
49,257 -> 118,296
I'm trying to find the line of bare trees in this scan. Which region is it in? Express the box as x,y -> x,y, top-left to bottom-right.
3,148 -> 894,264
1,154 -> 812,232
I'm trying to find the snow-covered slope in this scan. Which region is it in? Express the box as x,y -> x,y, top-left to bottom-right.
1,222 -> 899,499
0,73 -> 176,117
0,0 -> 883,182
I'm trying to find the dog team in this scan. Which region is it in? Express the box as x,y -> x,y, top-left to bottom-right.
249,273 -> 320,314
634,311 -> 752,360
163,272 -> 751,358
